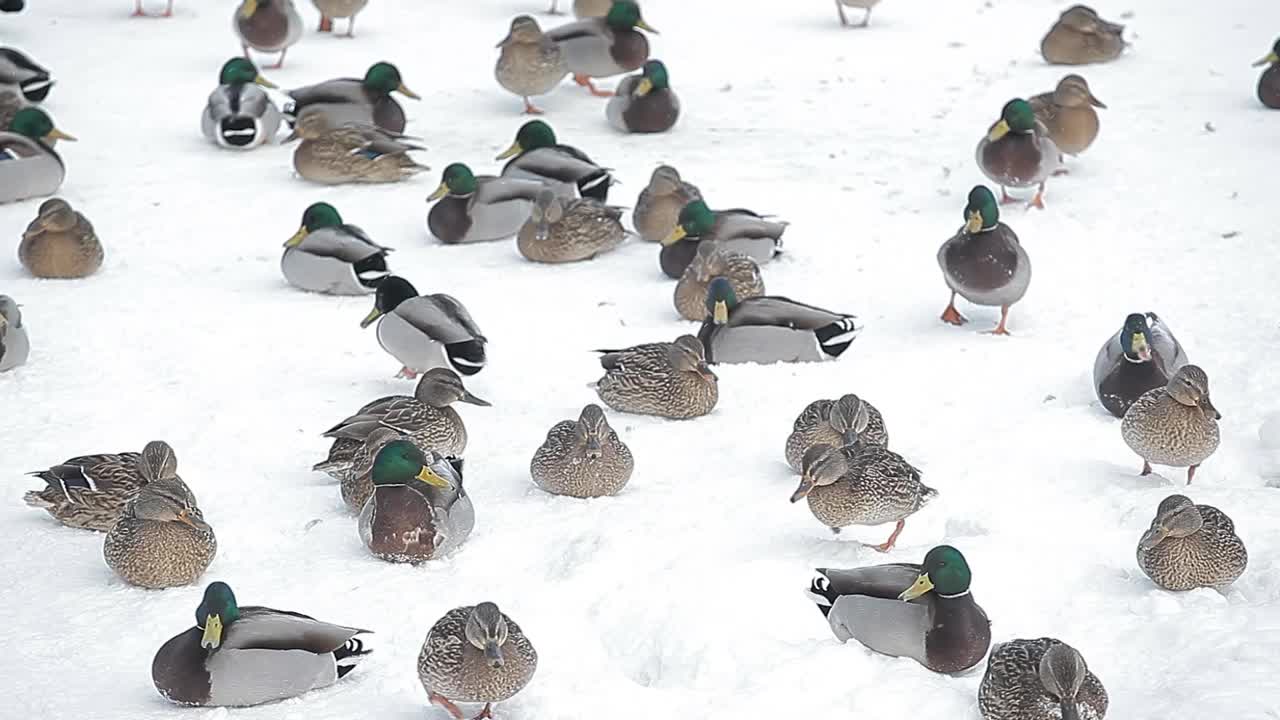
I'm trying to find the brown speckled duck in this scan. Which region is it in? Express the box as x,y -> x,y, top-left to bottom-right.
19,198 -> 102,278
1040,5 -> 1125,66
1137,494 -> 1246,591
418,602 -> 538,720
495,15 -> 569,114
290,108 -> 428,184
593,334 -> 718,419
1028,74 -> 1105,167
104,478 -> 216,589
530,404 -> 634,497
516,188 -> 626,262
979,639 -> 1109,720
673,241 -> 764,322
783,394 -> 888,473
546,0 -> 657,97
634,164 -> 701,243
1253,39 -> 1280,109
25,441 -> 177,531
1120,365 -> 1220,483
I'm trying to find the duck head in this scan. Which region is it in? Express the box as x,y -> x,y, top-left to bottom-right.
197,581 -> 240,649
465,602 -> 510,668
286,202 -> 344,247
1138,494 -> 1203,551
496,120 -> 557,160
899,545 -> 972,601
361,276 -> 418,328
1166,365 -> 1219,420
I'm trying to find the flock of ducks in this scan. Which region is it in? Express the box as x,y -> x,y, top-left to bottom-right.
0,1 -> 1270,718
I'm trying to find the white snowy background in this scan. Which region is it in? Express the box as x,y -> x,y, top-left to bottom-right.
3,0 -> 1280,717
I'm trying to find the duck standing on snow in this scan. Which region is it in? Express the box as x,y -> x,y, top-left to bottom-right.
1121,365 -> 1220,484
660,200 -> 786,279
634,164 -> 700,243
313,0 -> 368,36
25,441 -> 177,531
104,477 -> 216,589
360,276 -> 487,378
546,0 -> 657,97
1252,39 -> 1280,109
0,107 -> 74,204
834,0 -> 879,27
977,99 -> 1059,208
427,162 -> 545,244
495,15 -> 569,115
673,241 -> 764,321
698,278 -> 859,365
517,188 -> 627,262
234,0 -> 303,69
359,440 -> 474,563
286,61 -> 420,133
1093,312 -> 1188,419
0,295 -> 28,372
593,334 -> 718,419
0,47 -> 53,102
1136,494 -> 1247,591
937,185 -> 1031,336
607,59 -> 678,133
1040,5 -> 1125,66
290,108 -> 428,184
419,602 -> 538,720
496,119 -> 613,200
201,58 -> 281,150
784,394 -> 888,472
1028,74 -> 1105,169
979,639 -> 1109,720
282,201 -> 391,294
531,404 -> 634,497
152,581 -> 372,707
132,0 -> 174,17
19,198 -> 102,278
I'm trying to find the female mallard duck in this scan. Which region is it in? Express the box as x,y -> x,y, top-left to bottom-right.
286,61 -> 420,133
607,59 -> 678,133
25,440 -> 176,531
419,602 -> 538,720
517,188 -> 627,262
337,427 -> 410,512
635,164 -> 701,243
660,200 -> 786,279
1,107 -> 74,203
234,0 -> 303,69
673,242 -> 764,321
784,394 -> 888,473
201,57 -> 281,150
979,639 -> 1108,720
495,15 -> 569,115
1093,312 -> 1188,419
290,108 -> 428,185
1040,5 -> 1124,66
807,545 -> 991,673
313,0 -> 368,36
358,440 -> 474,563
104,477 -> 216,589
0,47 -> 53,102
1121,365 -> 1220,484
282,201 -> 391,295
0,295 -> 28,372
1252,39 -> 1280,109
427,163 -> 545,245
531,403 -> 634,497
790,442 -> 935,551
496,119 -> 613,201
0,88 -> 24,132
360,276 -> 487,378
593,334 -> 718,419
19,198 -> 103,278
835,0 -> 879,27
546,0 -> 657,97
1137,494 -> 1247,591
698,277 -> 860,365
977,99 -> 1059,208
937,185 -> 1031,336
1028,74 -> 1105,166
152,581 -> 372,707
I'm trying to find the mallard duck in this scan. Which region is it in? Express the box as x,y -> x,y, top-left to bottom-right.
634,164 -> 701,243
593,334 -> 718,419
784,394 -> 888,472
660,201 -> 786,279
495,15 -> 569,115
1041,5 -> 1125,66
0,47 -> 53,102
571,0 -> 612,17
360,276 -> 487,378
418,602 -> 538,720
234,0 -> 303,69
1252,39 -> 1280,109
1028,74 -> 1105,169
104,477 -> 216,589
0,88 -> 24,132
698,278 -> 859,365
1121,365 -> 1220,484
937,185 -> 1031,336
285,61 -> 420,133
673,242 -> 764,321
152,581 -> 372,707
607,59 -> 678,133
427,163 -> 545,245
132,0 -> 174,16
337,427 -> 410,512
517,188 -> 626,262
19,198 -> 103,278
313,0 -> 368,35
282,201 -> 391,295
545,0 -> 656,96
807,545 -> 991,673
1137,494 -> 1247,591
0,295 -> 28,372
24,441 -> 176,531
835,0 -> 879,27
358,440 -> 474,563
979,639 -> 1109,720
531,404 -> 634,497
496,120 -> 613,201
290,109 -> 428,185
976,99 -> 1059,208
0,107 -> 74,204
201,57 -> 281,150
1093,312 -> 1188,419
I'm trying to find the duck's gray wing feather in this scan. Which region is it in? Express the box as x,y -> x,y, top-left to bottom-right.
727,296 -> 852,330
300,226 -> 387,262
826,594 -> 930,661
224,607 -> 365,652
423,294 -> 485,342
340,224 -> 391,251
1091,327 -> 1124,390
1145,312 -> 1188,374
474,175 -> 545,205
287,78 -> 365,107
817,563 -> 921,598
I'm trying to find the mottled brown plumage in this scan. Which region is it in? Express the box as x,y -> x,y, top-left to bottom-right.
290,109 -> 427,184
979,638 -> 1109,720
419,603 -> 538,718
19,198 -> 103,278
1040,5 -> 1124,65
593,335 -> 718,419
633,165 -> 701,243
495,16 -> 569,113
338,427 -> 409,512
674,243 -> 765,321
783,394 -> 888,472
1028,74 -> 1105,157
1137,495 -> 1246,591
530,404 -> 634,498
103,478 -> 216,589
25,440 -> 177,531
517,191 -> 626,263
1121,365 -> 1220,483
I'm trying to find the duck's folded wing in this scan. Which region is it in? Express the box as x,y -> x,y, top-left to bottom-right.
287,78 -> 365,107
506,147 -> 604,184
475,176 -> 545,206
303,228 -> 386,262
238,84 -> 276,119
815,563 -> 920,600
225,607 -> 366,652
1145,312 -> 1188,373
341,224 -> 391,252
418,295 -> 485,343
825,593 -> 930,661
728,297 -> 854,331
1091,328 -> 1123,388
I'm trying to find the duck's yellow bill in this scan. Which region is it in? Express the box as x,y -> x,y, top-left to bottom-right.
1254,51 -> 1279,67
987,119 -> 1010,142
713,300 -> 729,324
360,307 -> 384,328
201,614 -> 223,649
661,225 -> 687,246
427,182 -> 449,202
416,466 -> 452,488
636,19 -> 659,33
965,210 -> 983,234
636,78 -> 654,97
255,75 -> 278,89
285,227 -> 308,247
46,128 -> 77,142
898,573 -> 934,601
495,141 -> 522,160
397,83 -> 421,100
239,0 -> 258,17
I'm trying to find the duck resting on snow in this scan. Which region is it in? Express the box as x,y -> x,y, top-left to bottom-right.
698,277 -> 860,365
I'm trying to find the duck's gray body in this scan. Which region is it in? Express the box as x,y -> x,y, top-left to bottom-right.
0,132 -> 64,203
286,79 -> 405,134
358,454 -> 475,562
281,225 -> 389,295
501,146 -> 612,202
1093,312 -> 1187,418
375,295 -> 486,376
428,176 -> 544,244
0,47 -> 53,102
0,295 -> 29,371
202,83 -> 282,150
659,209 -> 786,279
698,297 -> 860,365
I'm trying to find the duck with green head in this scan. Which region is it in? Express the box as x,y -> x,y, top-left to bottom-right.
807,545 -> 991,673
1253,38 -> 1280,109
428,162 -> 545,244
0,107 -> 74,203
202,57 -> 281,150
937,185 -> 1031,336
976,99 -> 1059,208
358,440 -> 474,563
1093,312 -> 1188,419
282,201 -> 392,295
673,240 -> 764,321
234,0 -> 303,69
496,119 -> 614,201
660,200 -> 786,278
979,638 -> 1109,720
698,277 -> 859,364
151,581 -> 373,707
607,59 -> 678,133
360,276 -> 488,379
290,107 -> 428,184
286,61 -> 420,133
546,0 -> 658,97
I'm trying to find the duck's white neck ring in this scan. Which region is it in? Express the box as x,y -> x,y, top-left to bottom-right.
937,590 -> 970,599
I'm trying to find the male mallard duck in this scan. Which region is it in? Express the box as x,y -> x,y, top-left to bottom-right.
428,163 -> 545,245
235,0 -> 303,69
290,109 -> 428,185
337,427 -> 410,512
673,241 -> 764,321
1252,39 -> 1280,109
132,0 -> 174,16
1121,365 -> 1220,484
24,441 -> 176,531
419,602 -> 538,720
531,403 -> 634,497
546,0 -> 657,97
593,334 -> 718,419
979,639 -> 1108,720
282,201 -> 391,295
1041,5 -> 1124,66
0,47 -> 53,102
496,119 -> 613,201
784,394 -> 888,473
313,0 -> 368,35
807,545 -> 991,673
835,0 -> 879,27
104,477 -> 216,589
1136,494 -> 1247,591
698,277 -> 859,365
607,59 -> 678,133
0,295 -> 28,372
152,581 -> 372,707
359,440 -> 474,563
634,164 -> 701,243
660,200 -> 786,279
286,61 -> 420,133
977,99 -> 1059,208
19,198 -> 103,278
495,15 -> 569,115
1028,74 -> 1105,167
1093,312 -> 1188,419
201,57 -> 281,150
937,185 -> 1031,336
361,277 -> 487,378
517,188 -> 626,262
0,107 -> 74,204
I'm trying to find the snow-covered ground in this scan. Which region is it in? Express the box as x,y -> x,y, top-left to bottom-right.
4,0 -> 1280,717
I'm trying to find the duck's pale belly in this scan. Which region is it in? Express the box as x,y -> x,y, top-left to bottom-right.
281,248 -> 370,295
376,313 -> 450,373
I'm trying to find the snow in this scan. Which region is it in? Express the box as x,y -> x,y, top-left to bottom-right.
3,0 -> 1280,717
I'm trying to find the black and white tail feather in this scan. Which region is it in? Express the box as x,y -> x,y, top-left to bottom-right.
333,635 -> 373,678
806,570 -> 838,617
814,318 -> 861,358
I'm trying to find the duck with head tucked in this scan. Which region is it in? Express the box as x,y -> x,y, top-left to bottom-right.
1028,74 -> 1105,170
282,201 -> 392,295
0,295 -> 28,372
607,59 -> 679,133
286,61 -> 420,133
1041,5 -> 1125,66
660,200 -> 786,279
234,0 -> 303,69
979,639 -> 1108,720
1253,38 -> 1280,109
201,57 -> 280,150
937,185 -> 1031,336
1121,365 -> 1220,484
19,198 -> 102,279
1093,312 -> 1188,419
360,276 -> 487,379
593,334 -> 718,419
290,108 -> 428,185
531,404 -> 633,498
546,0 -> 657,97
313,0 -> 368,36
428,162 -> 545,245
0,107 -> 74,204
517,188 -> 627,262
419,602 -> 538,720
977,99 -> 1058,208
359,440 -> 474,563
495,15 -> 569,115
673,241 -> 764,321
634,164 -> 701,243
496,119 -> 614,201
784,394 -> 888,473
104,477 -> 216,589
699,278 -> 859,365
1137,494 -> 1246,591
25,440 -> 176,531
